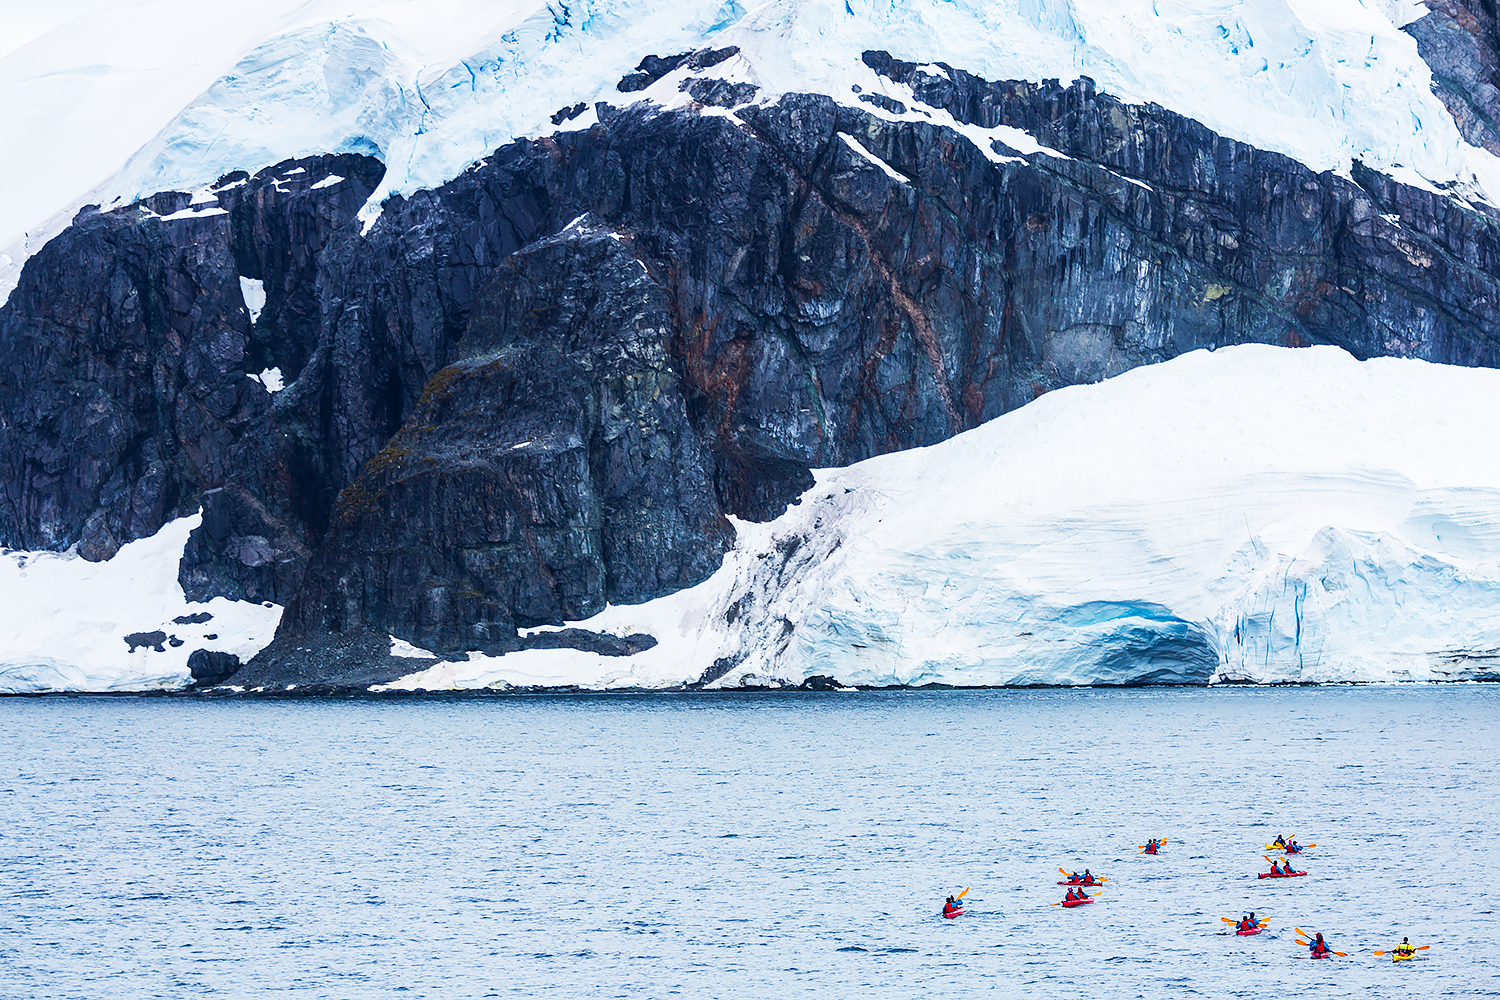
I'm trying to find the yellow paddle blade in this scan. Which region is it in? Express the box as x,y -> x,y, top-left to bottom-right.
1295,927 -> 1308,938
1221,917 -> 1238,924
1418,945 -> 1430,951
957,886 -> 970,900
1373,950 -> 1387,956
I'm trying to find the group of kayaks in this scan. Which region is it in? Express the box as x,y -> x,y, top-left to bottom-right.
940,832 -> 1429,964
1233,834 -> 1427,961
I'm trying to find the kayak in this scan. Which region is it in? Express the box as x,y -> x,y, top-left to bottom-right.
1056,881 -> 1104,887
1310,949 -> 1333,959
1392,952 -> 1414,962
1061,897 -> 1095,908
1236,926 -> 1264,936
1257,870 -> 1306,878
1142,847 -> 1159,855
943,907 -> 964,919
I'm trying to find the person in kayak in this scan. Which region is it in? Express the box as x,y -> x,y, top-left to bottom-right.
1237,915 -> 1252,932
1268,858 -> 1282,874
1248,911 -> 1257,927
1272,834 -> 1287,848
1083,869 -> 1094,884
1285,839 -> 1301,854
1309,932 -> 1331,957
1393,937 -> 1415,959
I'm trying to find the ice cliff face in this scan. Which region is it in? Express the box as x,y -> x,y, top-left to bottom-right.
4,2 -> 1500,690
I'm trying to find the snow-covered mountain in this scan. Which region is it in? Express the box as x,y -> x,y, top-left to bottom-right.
2,0 -> 1493,303
4,0 -> 1500,693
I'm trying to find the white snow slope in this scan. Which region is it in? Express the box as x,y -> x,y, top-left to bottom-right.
0,514 -> 282,694
0,0 -> 1492,303
382,345 -> 1500,691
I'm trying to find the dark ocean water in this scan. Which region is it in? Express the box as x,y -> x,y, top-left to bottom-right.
0,686 -> 1495,998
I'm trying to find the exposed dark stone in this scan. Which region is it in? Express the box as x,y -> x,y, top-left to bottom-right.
551,102 -> 588,125
682,77 -> 759,107
618,51 -> 692,92
618,46 -> 741,93
1406,1 -> 1500,157
186,648 -> 242,685
522,629 -> 659,656
857,92 -> 907,114
800,674 -> 842,690
124,631 -> 168,653
173,612 -> 213,624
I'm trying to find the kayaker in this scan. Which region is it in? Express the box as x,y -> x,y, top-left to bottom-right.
1286,839 -> 1301,854
1068,870 -> 1081,884
1393,937 -> 1415,959
1065,888 -> 1077,901
1310,932 -> 1330,957
1237,915 -> 1252,932
1083,869 -> 1094,884
1272,834 -> 1287,848
1268,858 -> 1282,874
1248,911 -> 1257,926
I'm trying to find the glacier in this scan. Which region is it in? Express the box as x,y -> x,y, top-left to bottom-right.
2,0 -> 1496,303
379,345 -> 1500,691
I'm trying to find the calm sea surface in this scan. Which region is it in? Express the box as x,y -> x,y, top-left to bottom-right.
0,687 -> 1496,998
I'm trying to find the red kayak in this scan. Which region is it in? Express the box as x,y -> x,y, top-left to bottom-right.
1258,870 -> 1306,879
943,906 -> 964,919
1142,847 -> 1159,855
1062,897 -> 1095,908
1236,926 -> 1264,936
1310,949 -> 1333,959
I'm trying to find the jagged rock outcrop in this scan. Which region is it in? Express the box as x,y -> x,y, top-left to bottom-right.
0,153 -> 383,607
6,51 -> 1500,686
1406,0 -> 1500,158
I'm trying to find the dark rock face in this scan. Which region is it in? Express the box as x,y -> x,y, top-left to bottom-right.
7,51 -> 1500,685
0,153 -> 383,609
266,220 -> 732,664
1406,1 -> 1500,157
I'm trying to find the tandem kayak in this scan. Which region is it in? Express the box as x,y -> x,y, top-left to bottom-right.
943,907 -> 964,919
1061,897 -> 1095,908
1236,926 -> 1264,936
1257,870 -> 1306,878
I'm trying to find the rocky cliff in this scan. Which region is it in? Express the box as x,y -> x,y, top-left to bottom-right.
4,50 -> 1500,688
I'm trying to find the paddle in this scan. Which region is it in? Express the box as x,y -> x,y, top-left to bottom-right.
1373,946 -> 1429,955
957,887 -> 970,901
1223,917 -> 1269,926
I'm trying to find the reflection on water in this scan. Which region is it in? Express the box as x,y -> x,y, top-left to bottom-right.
0,687 -> 1497,998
